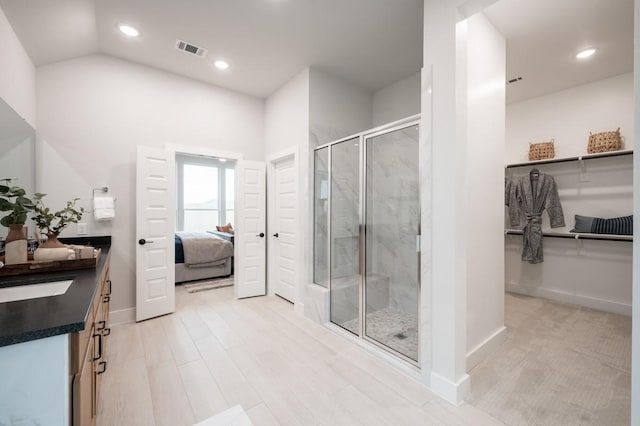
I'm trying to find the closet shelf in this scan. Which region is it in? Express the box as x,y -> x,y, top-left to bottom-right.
505,149 -> 633,169
505,229 -> 633,242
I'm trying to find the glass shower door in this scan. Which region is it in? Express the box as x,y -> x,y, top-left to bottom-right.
330,137 -> 360,334
364,124 -> 420,361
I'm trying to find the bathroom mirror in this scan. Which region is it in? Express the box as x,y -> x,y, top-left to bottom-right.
0,97 -> 36,239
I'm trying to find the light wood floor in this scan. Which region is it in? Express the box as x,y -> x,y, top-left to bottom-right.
98,285 -> 504,426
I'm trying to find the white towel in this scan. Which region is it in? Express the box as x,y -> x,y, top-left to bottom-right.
94,208 -> 115,221
93,196 -> 114,210
94,196 -> 115,221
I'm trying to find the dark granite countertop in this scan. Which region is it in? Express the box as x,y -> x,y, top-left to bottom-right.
0,236 -> 111,348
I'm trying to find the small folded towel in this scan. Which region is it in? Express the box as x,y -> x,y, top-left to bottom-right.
95,208 -> 115,221
94,196 -> 115,221
93,196 -> 114,210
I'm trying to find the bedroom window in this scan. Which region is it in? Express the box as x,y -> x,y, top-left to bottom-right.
176,154 -> 235,232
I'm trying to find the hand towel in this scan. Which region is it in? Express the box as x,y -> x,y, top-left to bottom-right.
94,196 -> 115,221
93,196 -> 114,210
94,208 -> 115,221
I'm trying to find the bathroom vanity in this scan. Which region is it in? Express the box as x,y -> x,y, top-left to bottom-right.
0,237 -> 111,426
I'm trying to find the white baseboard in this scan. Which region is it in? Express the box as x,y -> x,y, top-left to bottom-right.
507,282 -> 632,316
466,326 -> 508,371
109,308 -> 136,325
429,371 -> 471,406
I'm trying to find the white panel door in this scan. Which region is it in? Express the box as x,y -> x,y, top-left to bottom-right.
272,156 -> 297,302
136,146 -> 175,321
235,160 -> 267,298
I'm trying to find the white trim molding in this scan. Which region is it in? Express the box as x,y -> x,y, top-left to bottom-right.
507,283 -> 632,316
165,143 -> 244,161
430,371 -> 471,406
466,326 -> 508,370
109,308 -> 136,325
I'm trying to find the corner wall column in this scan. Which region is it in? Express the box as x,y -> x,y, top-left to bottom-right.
421,1 -> 470,404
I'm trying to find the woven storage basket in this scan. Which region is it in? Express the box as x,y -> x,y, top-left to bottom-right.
588,128 -> 622,154
528,140 -> 555,161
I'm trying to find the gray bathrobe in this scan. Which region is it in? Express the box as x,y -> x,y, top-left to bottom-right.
508,172 -> 565,264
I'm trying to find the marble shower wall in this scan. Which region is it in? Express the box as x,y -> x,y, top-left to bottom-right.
330,138 -> 360,280
329,138 -> 360,326
366,125 -> 420,316
313,147 -> 329,286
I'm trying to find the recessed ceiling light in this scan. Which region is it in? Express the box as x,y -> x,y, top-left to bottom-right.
214,60 -> 230,70
218,158 -> 227,162
118,24 -> 141,37
576,48 -> 596,59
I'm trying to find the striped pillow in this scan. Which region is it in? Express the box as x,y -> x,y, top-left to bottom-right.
571,214 -> 633,235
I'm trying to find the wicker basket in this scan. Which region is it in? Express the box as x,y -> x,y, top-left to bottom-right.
588,128 -> 622,154
529,140 -> 555,161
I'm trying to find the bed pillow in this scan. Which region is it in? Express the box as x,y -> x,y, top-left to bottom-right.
570,214 -> 633,235
216,222 -> 234,234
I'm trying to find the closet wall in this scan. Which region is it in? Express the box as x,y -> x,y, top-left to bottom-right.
505,72 -> 634,315
506,73 -> 634,162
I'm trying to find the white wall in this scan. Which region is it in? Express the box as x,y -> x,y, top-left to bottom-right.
265,69 -> 309,157
265,69 -> 309,311
36,54 -> 265,317
423,0 -> 470,404
462,13 -> 506,370
309,68 -> 372,146
0,6 -> 35,127
372,72 -> 421,127
506,73 -> 634,163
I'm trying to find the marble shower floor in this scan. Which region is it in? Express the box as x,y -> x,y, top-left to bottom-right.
341,307 -> 418,361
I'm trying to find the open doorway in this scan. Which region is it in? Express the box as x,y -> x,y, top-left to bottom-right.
174,153 -> 236,288
136,144 -> 268,322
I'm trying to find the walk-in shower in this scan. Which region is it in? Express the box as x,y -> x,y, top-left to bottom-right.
313,117 -> 420,364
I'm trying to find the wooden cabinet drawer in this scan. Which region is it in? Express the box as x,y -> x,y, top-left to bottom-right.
73,326 -> 95,426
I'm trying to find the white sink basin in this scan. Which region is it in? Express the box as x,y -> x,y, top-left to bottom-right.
0,280 -> 73,303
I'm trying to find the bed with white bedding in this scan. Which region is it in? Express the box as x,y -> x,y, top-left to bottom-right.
175,231 -> 233,283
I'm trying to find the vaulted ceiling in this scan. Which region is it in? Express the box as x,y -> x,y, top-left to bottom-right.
0,0 -> 633,102
0,0 -> 424,98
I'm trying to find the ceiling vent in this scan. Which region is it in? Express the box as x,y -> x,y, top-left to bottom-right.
175,40 -> 207,58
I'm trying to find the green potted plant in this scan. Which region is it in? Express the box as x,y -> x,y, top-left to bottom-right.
0,178 -> 34,264
32,193 -> 85,261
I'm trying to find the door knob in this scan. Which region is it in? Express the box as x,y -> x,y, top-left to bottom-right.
138,238 -> 153,245
256,232 -> 265,238
273,233 -> 279,238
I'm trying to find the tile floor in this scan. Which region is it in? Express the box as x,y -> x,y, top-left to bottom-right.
98,286 -> 631,426
97,285 -> 503,426
470,293 -> 632,426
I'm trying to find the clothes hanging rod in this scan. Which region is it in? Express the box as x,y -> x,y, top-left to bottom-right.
505,149 -> 633,169
505,229 -> 633,242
